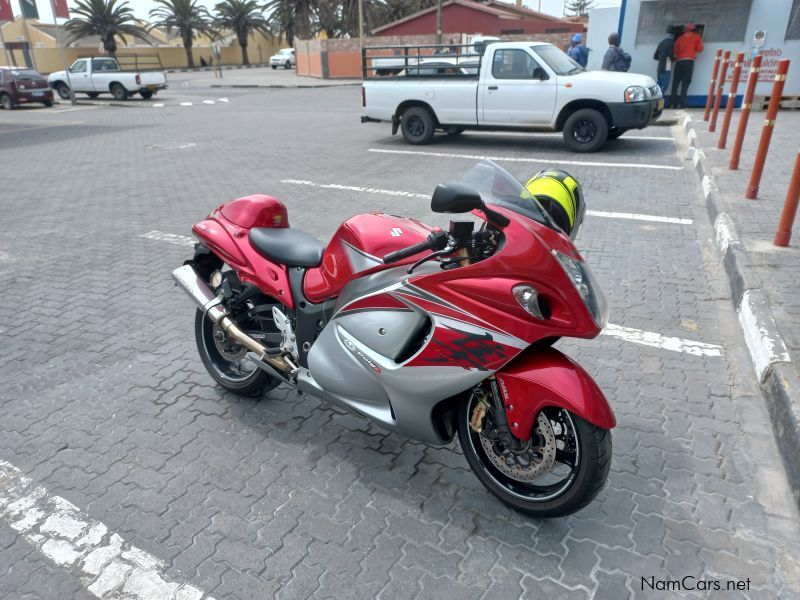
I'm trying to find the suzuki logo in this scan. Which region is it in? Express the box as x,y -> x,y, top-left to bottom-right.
390,228 -> 403,237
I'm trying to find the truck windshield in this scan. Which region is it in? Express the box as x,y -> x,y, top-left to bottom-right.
531,45 -> 583,75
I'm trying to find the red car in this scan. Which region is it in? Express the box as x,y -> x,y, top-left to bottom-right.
0,67 -> 54,109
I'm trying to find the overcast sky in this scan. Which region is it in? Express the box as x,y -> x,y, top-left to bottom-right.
8,0 -> 622,24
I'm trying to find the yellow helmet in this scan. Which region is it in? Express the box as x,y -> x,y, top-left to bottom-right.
524,169 -> 585,240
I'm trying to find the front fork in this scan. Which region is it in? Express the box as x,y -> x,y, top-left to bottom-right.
470,376 -> 527,450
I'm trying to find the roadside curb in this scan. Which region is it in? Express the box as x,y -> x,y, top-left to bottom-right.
681,114 -> 800,506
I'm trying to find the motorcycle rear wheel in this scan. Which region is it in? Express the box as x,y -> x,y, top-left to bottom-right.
194,309 -> 281,397
457,394 -> 611,517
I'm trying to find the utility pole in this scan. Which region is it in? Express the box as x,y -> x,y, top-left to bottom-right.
49,0 -> 76,105
436,0 -> 442,44
358,0 -> 364,40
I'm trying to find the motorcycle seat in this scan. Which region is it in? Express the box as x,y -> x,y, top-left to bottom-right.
248,227 -> 324,267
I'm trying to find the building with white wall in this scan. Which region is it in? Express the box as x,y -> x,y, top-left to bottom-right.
587,0 -> 800,106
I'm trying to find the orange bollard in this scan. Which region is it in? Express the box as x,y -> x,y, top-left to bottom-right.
709,50 -> 731,133
746,59 -> 790,199
730,54 -> 762,170
774,151 -> 800,246
704,49 -> 723,121
718,52 -> 745,149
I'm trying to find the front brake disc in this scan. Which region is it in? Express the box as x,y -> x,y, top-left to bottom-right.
480,412 -> 557,482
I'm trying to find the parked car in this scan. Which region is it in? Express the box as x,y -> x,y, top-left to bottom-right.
47,57 -> 167,101
0,67 -> 54,109
361,41 -> 663,152
270,48 -> 295,70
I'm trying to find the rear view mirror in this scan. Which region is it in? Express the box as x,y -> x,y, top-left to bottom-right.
431,182 -> 483,213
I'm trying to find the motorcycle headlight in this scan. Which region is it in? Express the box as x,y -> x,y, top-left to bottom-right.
553,251 -> 608,328
625,86 -> 647,102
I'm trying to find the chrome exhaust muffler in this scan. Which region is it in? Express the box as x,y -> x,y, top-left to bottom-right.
172,265 -> 291,375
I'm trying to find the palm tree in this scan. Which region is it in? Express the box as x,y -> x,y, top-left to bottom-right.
263,0 -> 314,44
263,0 -> 295,45
149,0 -> 216,68
214,0 -> 271,65
66,0 -> 151,58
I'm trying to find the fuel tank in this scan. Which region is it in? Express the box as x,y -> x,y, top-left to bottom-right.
303,213 -> 431,302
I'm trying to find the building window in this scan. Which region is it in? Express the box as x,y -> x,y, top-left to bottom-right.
635,0 -> 753,45
787,0 -> 800,40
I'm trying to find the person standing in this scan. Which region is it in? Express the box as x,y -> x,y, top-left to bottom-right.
653,26 -> 674,96
602,32 -> 632,72
669,24 -> 704,108
567,33 -> 589,68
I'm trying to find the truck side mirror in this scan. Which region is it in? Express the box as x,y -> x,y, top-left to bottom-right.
533,67 -> 548,80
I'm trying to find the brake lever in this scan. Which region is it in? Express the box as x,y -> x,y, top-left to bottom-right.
407,248 -> 453,274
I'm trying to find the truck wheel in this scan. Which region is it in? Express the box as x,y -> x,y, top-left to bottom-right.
563,108 -> 609,153
111,83 -> 128,101
55,83 -> 70,100
43,100 -> 53,107
271,65 -> 277,70
401,106 -> 435,145
285,61 -> 291,69
87,92 -> 100,98
1,94 -> 13,110
140,89 -> 154,100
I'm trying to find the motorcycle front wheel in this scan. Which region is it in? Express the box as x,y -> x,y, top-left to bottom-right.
457,393 -> 611,517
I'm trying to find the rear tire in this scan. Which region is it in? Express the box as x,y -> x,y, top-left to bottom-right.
55,83 -> 70,100
457,394 -> 611,517
400,106 -> 435,145
194,309 -> 281,397
563,108 -> 609,153
1,93 -> 13,110
43,100 -> 53,107
110,83 -> 128,101
140,89 -> 154,100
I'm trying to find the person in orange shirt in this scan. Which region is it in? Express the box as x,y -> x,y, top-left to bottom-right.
669,24 -> 704,108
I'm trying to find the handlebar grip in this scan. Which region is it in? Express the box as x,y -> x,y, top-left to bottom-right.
383,240 -> 432,264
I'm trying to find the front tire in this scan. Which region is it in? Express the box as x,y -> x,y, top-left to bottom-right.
563,108 -> 609,153
285,61 -> 291,69
400,106 -> 435,145
271,65 -> 277,70
1,93 -> 13,110
458,394 -> 611,517
55,83 -> 70,100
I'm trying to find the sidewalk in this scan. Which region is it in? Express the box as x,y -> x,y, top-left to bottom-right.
682,109 -> 800,507
165,65 -> 359,89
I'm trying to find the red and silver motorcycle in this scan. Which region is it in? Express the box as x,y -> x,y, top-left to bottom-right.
173,161 -> 614,517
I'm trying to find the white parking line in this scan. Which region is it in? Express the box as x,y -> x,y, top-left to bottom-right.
602,324 -> 722,357
218,98 -> 229,103
202,100 -> 215,105
0,459 -> 213,600
179,102 -> 193,106
587,210 -> 692,225
153,103 -> 165,108
281,179 -> 691,224
138,231 -> 194,246
467,131 -> 675,142
282,179 -> 429,199
368,148 -> 684,171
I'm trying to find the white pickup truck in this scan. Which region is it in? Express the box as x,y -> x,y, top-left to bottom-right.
361,41 -> 663,152
48,57 -> 167,101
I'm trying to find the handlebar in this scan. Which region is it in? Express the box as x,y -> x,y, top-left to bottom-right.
383,239 -> 434,264
383,228 -> 448,264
